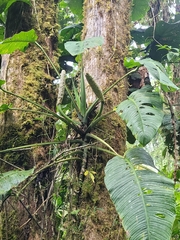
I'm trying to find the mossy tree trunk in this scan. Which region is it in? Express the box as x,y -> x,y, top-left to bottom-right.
0,1 -> 59,239
64,1 -> 131,239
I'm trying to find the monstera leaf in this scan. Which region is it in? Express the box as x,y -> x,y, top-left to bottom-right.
105,148 -> 176,240
116,86 -> 164,146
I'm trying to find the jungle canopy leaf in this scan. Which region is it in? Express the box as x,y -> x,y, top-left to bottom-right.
131,0 -> 150,21
124,58 -> 179,91
65,0 -> 83,20
59,23 -> 83,41
64,36 -> 104,56
116,86 -> 164,146
139,58 -> 179,91
131,20 -> 180,61
105,148 -> 176,240
0,0 -> 30,14
0,168 -> 34,195
0,29 -> 37,54
124,57 -> 141,68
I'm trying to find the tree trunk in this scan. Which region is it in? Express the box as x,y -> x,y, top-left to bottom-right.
0,1 -> 59,239
64,1 -> 131,239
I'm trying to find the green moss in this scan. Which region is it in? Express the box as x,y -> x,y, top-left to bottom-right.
1,209 -> 19,240
0,124 -> 32,170
0,1 -> 59,238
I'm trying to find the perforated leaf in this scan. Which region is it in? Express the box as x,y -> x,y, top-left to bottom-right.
116,86 -> 164,146
105,148 -> 176,240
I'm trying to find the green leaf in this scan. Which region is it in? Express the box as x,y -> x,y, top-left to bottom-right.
72,79 -> 81,111
85,73 -> 104,102
80,70 -> 86,116
105,148 -> 176,240
0,80 -> 5,86
0,29 -> 37,54
116,86 -> 164,146
0,168 -> 34,195
131,0 -> 150,21
65,0 -> 83,20
0,26 -> 4,41
131,28 -> 151,45
0,0 -> 30,14
55,119 -> 68,141
139,58 -> 179,91
60,23 -> 83,41
64,37 -> 104,56
131,21 -> 180,61
0,103 -> 10,112
124,57 -> 141,69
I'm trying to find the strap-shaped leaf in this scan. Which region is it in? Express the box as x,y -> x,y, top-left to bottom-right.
116,86 -> 164,146
0,168 -> 34,195
105,148 -> 176,240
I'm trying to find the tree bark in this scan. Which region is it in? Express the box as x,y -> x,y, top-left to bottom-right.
0,1 -> 59,239
64,1 -> 131,239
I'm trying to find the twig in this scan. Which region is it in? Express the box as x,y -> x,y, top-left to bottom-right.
0,158 -> 23,170
19,199 -> 44,232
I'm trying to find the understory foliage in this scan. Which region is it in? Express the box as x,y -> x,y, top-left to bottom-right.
0,0 -> 180,239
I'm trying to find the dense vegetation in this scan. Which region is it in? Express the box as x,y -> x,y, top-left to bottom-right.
0,0 -> 180,239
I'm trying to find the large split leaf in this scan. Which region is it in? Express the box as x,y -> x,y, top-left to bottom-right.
116,86 -> 164,146
0,168 -> 34,195
105,148 -> 176,240
0,29 -> 37,54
